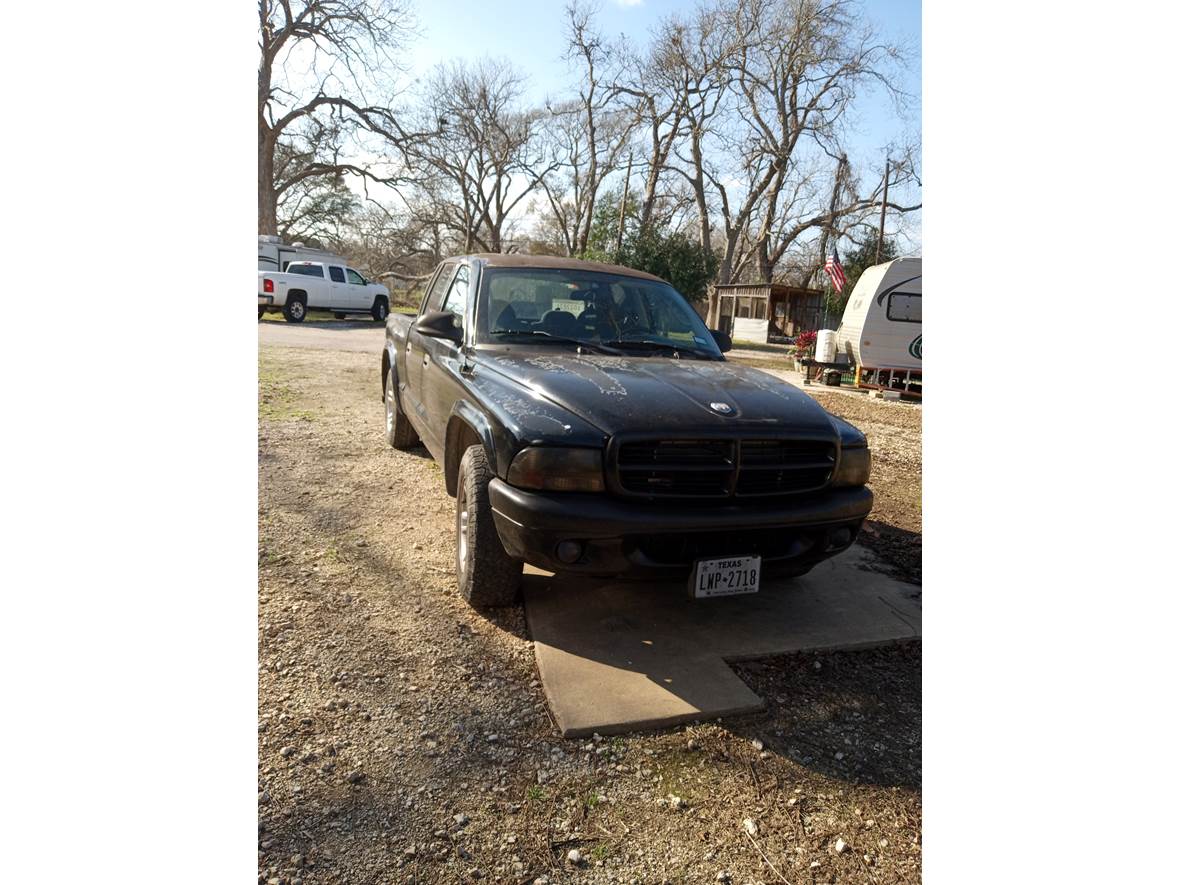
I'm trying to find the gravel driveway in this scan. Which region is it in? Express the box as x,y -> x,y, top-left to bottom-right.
258,343 -> 921,884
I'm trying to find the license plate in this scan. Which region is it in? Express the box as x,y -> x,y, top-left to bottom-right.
691,555 -> 762,598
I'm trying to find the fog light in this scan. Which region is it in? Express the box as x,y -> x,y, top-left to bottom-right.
556,540 -> 584,564
828,528 -> 853,549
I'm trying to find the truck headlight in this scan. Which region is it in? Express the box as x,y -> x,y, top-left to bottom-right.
507,447 -> 605,492
832,446 -> 871,487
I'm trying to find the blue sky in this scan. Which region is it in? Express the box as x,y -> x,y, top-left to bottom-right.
405,0 -> 921,164
398,0 -> 921,250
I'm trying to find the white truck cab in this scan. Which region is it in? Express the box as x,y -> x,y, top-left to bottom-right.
259,260 -> 390,323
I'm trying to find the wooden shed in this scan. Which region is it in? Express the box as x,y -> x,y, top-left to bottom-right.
710,283 -> 826,343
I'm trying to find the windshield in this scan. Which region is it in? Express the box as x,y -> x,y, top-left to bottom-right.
476,267 -> 722,357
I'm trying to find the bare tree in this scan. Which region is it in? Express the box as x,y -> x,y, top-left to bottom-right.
408,59 -> 556,253
658,0 -> 920,322
537,2 -> 634,256
258,0 -> 416,235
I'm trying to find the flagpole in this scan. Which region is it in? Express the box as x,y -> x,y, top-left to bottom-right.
876,157 -> 889,263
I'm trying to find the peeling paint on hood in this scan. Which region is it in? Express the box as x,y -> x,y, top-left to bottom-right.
479,351 -> 838,438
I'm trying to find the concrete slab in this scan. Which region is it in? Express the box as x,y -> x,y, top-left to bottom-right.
523,545 -> 921,737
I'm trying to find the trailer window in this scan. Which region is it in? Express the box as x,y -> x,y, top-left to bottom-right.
286,264 -> 324,278
886,292 -> 921,323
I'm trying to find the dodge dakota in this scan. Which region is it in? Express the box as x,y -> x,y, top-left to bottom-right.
382,254 -> 872,609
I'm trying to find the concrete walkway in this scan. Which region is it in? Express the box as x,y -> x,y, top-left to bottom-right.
524,546 -> 921,737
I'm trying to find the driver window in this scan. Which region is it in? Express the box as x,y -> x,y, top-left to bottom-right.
346,269 -> 366,286
439,265 -> 470,327
422,262 -> 457,314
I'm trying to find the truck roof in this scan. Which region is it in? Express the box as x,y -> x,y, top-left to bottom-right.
464,253 -> 666,284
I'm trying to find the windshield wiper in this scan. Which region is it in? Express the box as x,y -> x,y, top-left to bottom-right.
601,339 -> 714,359
490,329 -> 624,355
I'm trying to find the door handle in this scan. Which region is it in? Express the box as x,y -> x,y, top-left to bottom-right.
422,354 -> 430,367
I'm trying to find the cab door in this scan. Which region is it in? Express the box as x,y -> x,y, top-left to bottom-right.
402,261 -> 457,440
419,263 -> 472,447
326,265 -> 348,309
345,268 -> 370,309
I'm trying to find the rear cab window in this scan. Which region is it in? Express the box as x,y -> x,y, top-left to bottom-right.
285,263 -> 324,278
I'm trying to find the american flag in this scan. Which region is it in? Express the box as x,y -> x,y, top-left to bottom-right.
824,245 -> 847,293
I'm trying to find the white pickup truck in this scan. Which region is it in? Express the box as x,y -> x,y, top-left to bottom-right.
258,260 -> 390,323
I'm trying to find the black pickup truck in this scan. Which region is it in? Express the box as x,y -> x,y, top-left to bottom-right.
382,254 -> 872,609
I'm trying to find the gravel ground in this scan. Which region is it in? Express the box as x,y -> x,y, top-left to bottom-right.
807,393 -> 922,585
258,344 -> 921,884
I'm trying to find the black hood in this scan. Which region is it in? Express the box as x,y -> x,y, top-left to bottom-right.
478,351 -> 839,439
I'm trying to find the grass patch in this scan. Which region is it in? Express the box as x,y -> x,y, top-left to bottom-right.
726,354 -> 794,372
730,340 -> 793,354
258,359 -> 317,422
259,305 -> 415,322
526,785 -> 546,802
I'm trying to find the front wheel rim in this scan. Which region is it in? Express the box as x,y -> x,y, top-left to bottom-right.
385,378 -> 394,434
458,489 -> 469,576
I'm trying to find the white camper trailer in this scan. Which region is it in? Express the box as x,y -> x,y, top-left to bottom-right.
257,235 -> 343,272
835,257 -> 922,395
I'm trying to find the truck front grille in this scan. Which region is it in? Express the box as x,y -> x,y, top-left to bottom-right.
611,437 -> 836,499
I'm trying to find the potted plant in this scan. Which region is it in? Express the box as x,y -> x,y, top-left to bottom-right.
791,330 -> 817,371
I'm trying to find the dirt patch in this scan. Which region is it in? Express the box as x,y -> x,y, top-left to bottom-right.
809,393 -> 922,585
258,344 -> 920,884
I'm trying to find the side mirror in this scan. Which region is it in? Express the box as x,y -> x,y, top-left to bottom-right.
710,329 -> 733,353
416,309 -> 463,343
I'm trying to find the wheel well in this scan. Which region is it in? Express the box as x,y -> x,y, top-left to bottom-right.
381,350 -> 391,399
444,418 -> 483,497
288,289 -> 307,302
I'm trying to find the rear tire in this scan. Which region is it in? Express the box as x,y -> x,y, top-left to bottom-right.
371,297 -> 389,323
456,445 -> 522,609
283,296 -> 306,323
384,367 -> 419,450
334,312 -> 347,320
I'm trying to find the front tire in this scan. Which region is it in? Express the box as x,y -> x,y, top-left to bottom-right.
371,297 -> 389,323
456,445 -> 522,609
384,368 -> 419,450
283,296 -> 306,323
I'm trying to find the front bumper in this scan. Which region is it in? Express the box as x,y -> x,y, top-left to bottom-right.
489,479 -> 873,577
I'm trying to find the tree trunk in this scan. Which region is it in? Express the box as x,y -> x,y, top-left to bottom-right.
755,239 -> 771,283
258,128 -> 278,236
708,244 -> 736,328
